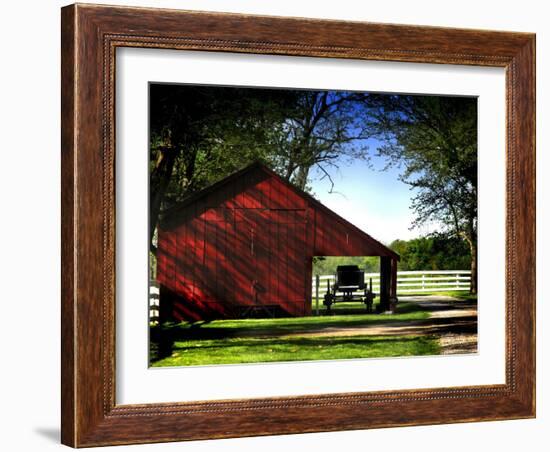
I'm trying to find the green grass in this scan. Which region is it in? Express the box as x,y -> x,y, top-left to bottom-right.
425,290 -> 477,301
149,302 -> 434,366
312,291 -> 477,307
153,302 -> 428,338
150,334 -> 440,367
397,290 -> 478,301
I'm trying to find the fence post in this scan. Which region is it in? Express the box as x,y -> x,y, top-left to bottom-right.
456,273 -> 460,289
315,275 -> 320,316
422,273 -> 425,291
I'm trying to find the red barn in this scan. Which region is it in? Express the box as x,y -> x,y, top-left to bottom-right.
157,162 -> 399,322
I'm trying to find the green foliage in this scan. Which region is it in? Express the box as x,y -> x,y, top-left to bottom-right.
389,235 -> 471,271
311,233 -> 471,275
363,95 -> 478,291
366,95 -> 477,235
312,256 -> 379,275
150,84 -> 300,206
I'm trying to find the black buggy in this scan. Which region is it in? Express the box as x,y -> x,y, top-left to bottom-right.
323,265 -> 376,313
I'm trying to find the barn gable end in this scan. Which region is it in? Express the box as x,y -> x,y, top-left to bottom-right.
157,162 -> 398,322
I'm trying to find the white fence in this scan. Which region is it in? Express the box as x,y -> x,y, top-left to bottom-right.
150,270 -> 471,320
150,283 -> 159,322
312,270 -> 471,296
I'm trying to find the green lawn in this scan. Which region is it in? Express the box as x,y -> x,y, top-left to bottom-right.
312,290 -> 477,307
150,334 -> 439,367
149,301 -> 436,366
421,290 -> 477,301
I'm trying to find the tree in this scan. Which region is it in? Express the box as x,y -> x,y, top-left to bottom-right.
149,86 -> 375,253
366,95 -> 478,292
389,236 -> 471,271
149,84 -> 300,251
312,256 -> 379,275
271,91 -> 372,192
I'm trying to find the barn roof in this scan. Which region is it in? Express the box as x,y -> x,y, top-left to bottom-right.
161,161 -> 399,260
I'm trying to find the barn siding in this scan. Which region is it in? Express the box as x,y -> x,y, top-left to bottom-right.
157,228 -> 176,291
313,207 -> 391,257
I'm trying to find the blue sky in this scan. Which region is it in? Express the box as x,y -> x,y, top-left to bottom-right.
308,138 -> 437,245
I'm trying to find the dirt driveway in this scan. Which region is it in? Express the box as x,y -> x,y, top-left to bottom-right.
399,295 -> 478,354
279,295 -> 478,355
162,295 -> 478,356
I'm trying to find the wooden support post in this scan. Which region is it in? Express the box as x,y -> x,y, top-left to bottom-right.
379,256 -> 391,311
158,285 -> 174,324
390,258 -> 398,312
315,275 -> 320,316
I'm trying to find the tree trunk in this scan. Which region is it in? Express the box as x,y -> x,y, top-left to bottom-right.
461,232 -> 477,294
149,147 -> 178,248
293,164 -> 310,190
469,240 -> 477,294
284,159 -> 295,180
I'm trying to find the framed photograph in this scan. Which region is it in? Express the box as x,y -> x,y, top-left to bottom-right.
61,3 -> 535,447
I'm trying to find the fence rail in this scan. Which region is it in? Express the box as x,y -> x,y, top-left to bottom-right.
150,283 -> 159,322
150,270 -> 472,321
312,270 -> 471,295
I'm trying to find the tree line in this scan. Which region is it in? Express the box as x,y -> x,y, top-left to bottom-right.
313,234 -> 471,276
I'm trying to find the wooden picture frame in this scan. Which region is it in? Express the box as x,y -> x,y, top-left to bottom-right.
61,3 -> 535,447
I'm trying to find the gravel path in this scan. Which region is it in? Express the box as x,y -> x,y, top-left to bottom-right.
278,295 -> 477,355
264,295 -> 478,355
167,296 -> 478,355
403,295 -> 478,355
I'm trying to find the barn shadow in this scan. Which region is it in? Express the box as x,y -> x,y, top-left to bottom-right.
149,296 -> 477,365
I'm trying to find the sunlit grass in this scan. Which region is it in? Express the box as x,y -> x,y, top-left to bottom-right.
158,302 -> 427,334
311,291 -> 477,308
149,302 -> 435,366
150,334 -> 440,367
417,290 -> 477,301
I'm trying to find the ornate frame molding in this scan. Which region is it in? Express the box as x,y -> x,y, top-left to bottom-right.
61,4 -> 535,447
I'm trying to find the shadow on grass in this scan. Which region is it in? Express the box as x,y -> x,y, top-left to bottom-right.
150,299 -> 477,364
150,302 -> 428,360
153,301 -> 426,336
